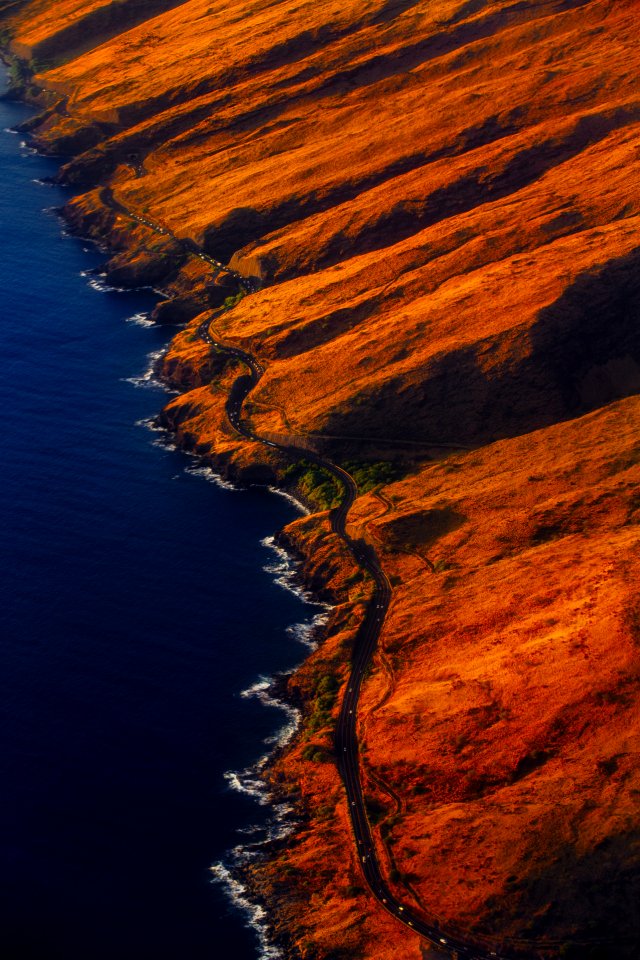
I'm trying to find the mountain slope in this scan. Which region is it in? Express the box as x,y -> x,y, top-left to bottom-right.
3,1 -> 640,956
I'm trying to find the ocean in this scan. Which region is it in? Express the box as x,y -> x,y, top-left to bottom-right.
0,73 -> 318,959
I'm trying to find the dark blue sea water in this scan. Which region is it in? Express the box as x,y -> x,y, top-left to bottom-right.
0,75 -> 314,959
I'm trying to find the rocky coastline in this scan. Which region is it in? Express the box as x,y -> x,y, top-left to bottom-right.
1,56 -> 370,960
3,3 -> 640,957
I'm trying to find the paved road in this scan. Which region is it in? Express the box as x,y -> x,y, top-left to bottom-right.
195,315 -> 510,960
102,186 -> 260,294
102,194 -> 612,960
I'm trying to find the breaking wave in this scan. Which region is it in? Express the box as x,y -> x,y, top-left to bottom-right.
80,270 -> 166,298
261,536 -> 305,598
132,365 -> 333,955
286,608 -> 331,651
81,271 -> 129,294
267,485 -> 309,515
213,536 -> 332,957
124,348 -> 167,389
215,672 -> 301,960
224,675 -> 300,805
261,535 -> 327,608
241,677 -> 300,749
185,463 -> 238,491
261,536 -> 331,648
209,861 -> 285,960
135,417 -> 181,452
126,311 -> 155,327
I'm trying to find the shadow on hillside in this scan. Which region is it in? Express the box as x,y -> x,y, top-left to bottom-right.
323,247 -> 640,448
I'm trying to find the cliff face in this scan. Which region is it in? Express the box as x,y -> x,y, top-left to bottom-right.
3,0 -> 640,956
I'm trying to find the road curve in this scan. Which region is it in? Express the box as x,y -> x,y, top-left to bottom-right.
100,191 -> 597,960
194,314 -> 510,960
195,295 -> 616,960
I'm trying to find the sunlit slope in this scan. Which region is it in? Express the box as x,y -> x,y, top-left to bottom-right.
19,0 -> 639,450
8,0 -> 188,65
4,0 -> 640,954
350,394 -> 640,945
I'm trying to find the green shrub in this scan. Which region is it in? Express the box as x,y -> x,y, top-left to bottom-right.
342,460 -> 401,494
282,458 -> 342,510
221,290 -> 246,312
304,674 -> 341,735
301,744 -> 330,763
8,59 -> 29,90
316,674 -> 340,696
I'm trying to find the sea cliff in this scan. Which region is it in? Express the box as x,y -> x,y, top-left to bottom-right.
2,2 -> 640,957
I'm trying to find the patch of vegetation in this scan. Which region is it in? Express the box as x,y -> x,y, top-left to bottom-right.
29,56 -> 57,74
301,744 -> 331,763
380,813 -> 401,841
343,569 -> 362,589
317,673 -> 340,697
341,459 -> 402,494
282,458 -> 342,510
7,58 -> 29,91
531,521 -> 564,545
221,290 -> 246,312
305,673 -> 340,736
624,604 -> 640,647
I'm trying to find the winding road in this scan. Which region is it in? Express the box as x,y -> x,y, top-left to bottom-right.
104,191 -> 601,960
194,317 -> 507,960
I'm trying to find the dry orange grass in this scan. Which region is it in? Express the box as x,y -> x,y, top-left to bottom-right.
5,0 -> 640,952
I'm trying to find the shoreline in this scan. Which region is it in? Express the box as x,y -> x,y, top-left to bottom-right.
115,260 -> 343,960
0,59 -> 341,960
0,60 -> 516,960
0,61 -> 460,958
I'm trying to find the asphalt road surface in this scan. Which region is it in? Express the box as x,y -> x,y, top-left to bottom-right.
99,193 -> 611,960
195,315 -> 511,960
